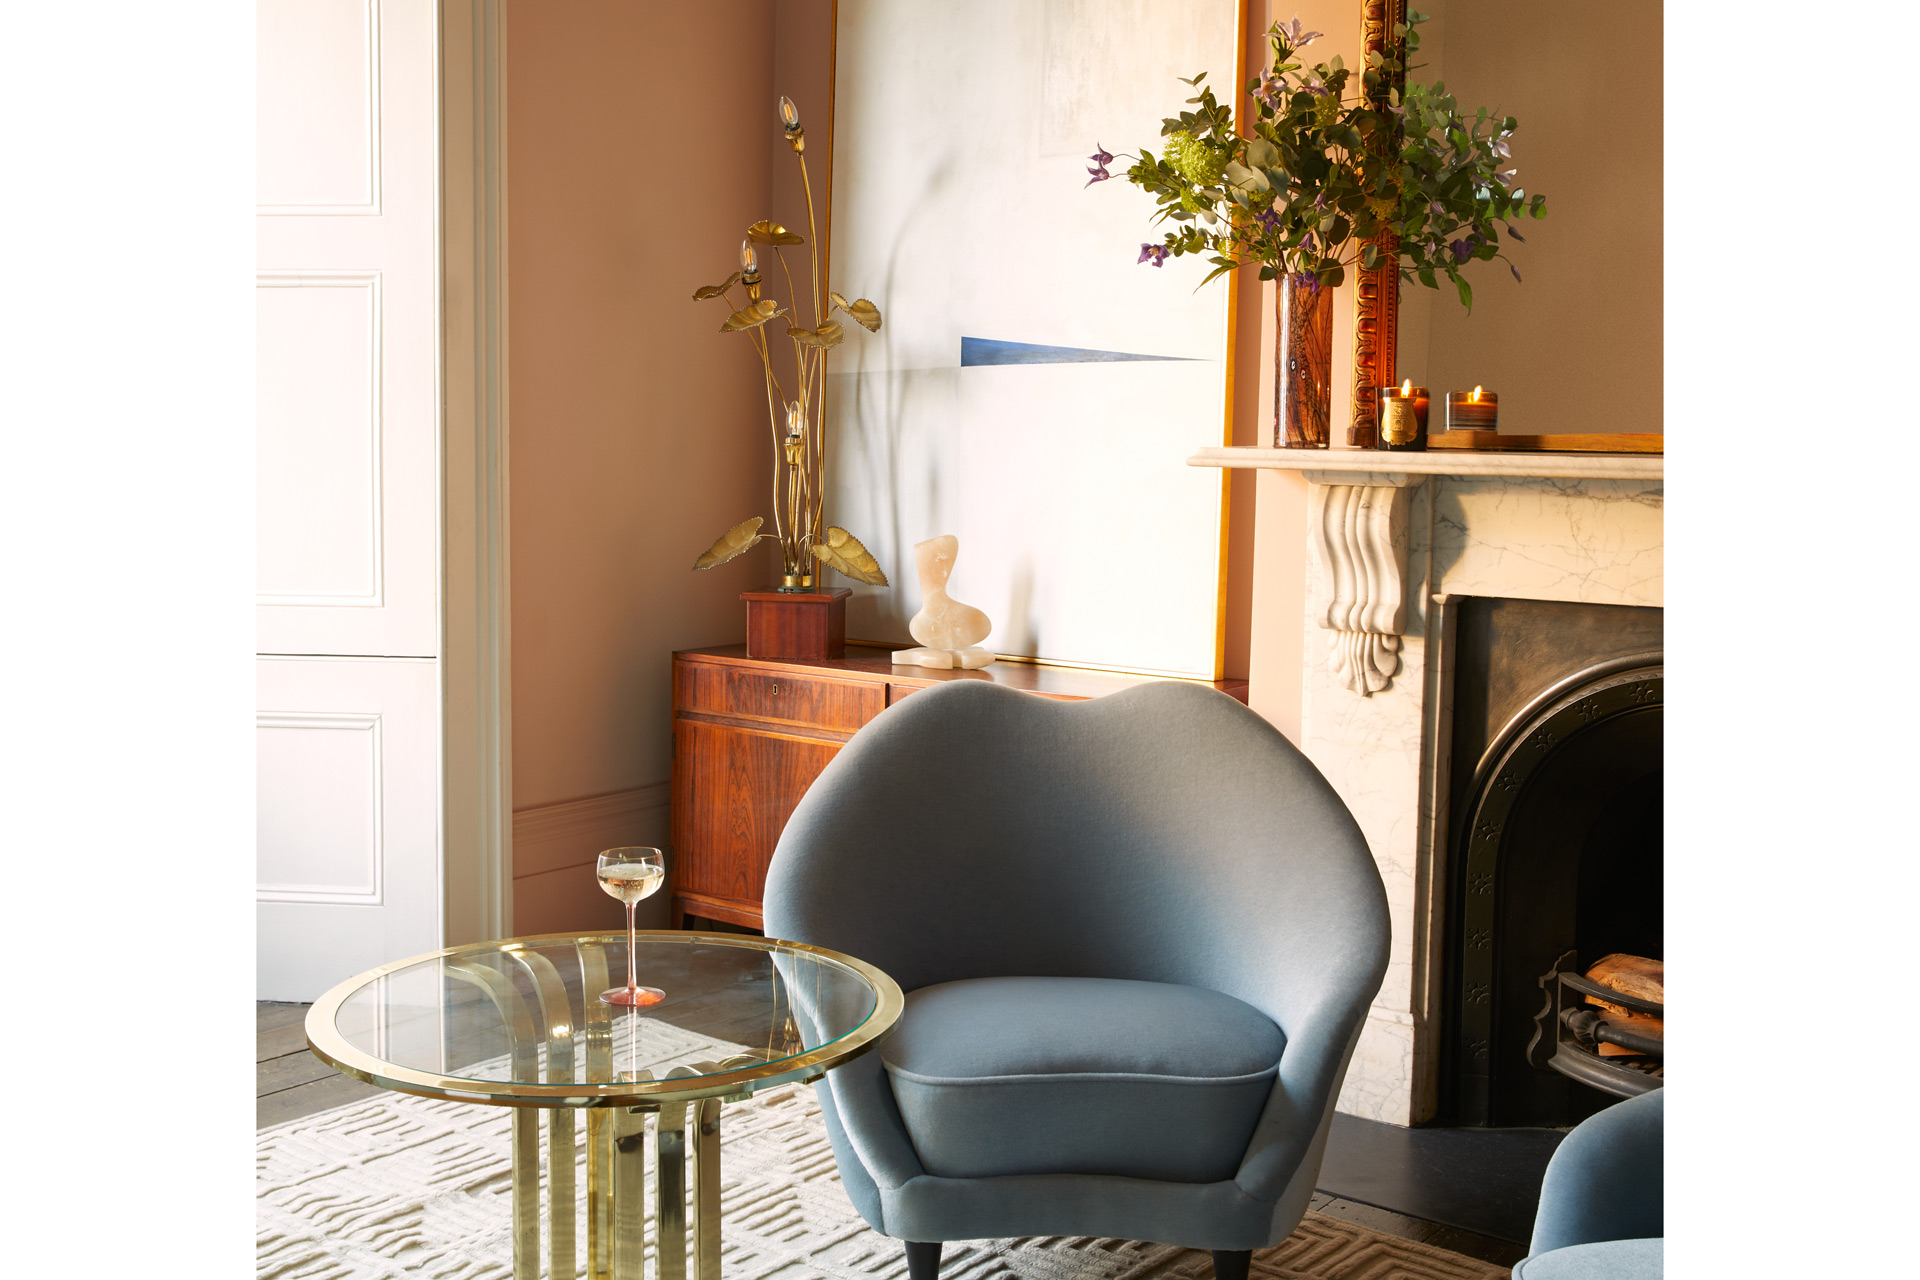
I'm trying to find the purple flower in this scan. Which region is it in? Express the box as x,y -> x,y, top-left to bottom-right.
1314,193 -> 1329,211
1429,201 -> 1445,217
1138,242 -> 1171,267
1490,132 -> 1513,162
1085,142 -> 1115,186
1300,230 -> 1318,253
1276,16 -> 1324,50
1255,206 -> 1283,234
1495,167 -> 1518,187
1449,237 -> 1475,264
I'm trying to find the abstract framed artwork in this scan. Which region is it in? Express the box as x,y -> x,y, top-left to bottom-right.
824,0 -> 1240,679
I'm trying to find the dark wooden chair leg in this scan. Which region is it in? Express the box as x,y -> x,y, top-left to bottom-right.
1212,1249 -> 1251,1280
904,1240 -> 943,1280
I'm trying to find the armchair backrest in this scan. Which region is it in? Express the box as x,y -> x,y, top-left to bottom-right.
763,679 -> 1389,1041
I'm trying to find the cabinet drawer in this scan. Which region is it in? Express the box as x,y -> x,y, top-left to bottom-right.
674,661 -> 884,734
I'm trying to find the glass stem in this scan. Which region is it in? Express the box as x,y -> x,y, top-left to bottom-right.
626,900 -> 638,991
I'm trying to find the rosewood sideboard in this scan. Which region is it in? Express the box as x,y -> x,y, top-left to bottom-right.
668,644 -> 1249,931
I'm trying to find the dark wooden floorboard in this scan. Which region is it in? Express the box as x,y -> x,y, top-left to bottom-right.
257,1071 -> 384,1129
259,1049 -> 340,1095
258,1020 -> 309,1062
1316,1197 -> 1439,1243
258,1001 -> 308,1033
1424,1224 -> 1529,1268
256,1002 -> 1527,1266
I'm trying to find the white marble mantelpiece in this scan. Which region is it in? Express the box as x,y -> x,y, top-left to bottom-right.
1193,444 -> 1663,1125
1188,443 -> 1663,482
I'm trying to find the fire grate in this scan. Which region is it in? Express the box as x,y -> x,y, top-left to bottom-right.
1526,951 -> 1663,1099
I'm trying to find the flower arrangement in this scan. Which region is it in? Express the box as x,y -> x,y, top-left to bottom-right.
689,96 -> 888,591
1088,12 -> 1545,313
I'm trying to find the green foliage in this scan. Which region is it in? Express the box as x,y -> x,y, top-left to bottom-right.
1112,12 -> 1544,310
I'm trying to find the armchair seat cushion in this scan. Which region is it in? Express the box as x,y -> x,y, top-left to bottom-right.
879,975 -> 1285,1183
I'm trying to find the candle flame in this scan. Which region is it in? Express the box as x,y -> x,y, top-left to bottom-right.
1470,385 -> 1483,402
1400,379 -> 1412,396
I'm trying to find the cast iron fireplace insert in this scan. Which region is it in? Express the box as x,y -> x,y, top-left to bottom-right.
1440,597 -> 1663,1128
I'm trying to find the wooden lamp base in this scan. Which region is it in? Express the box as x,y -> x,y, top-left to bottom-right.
741,587 -> 851,660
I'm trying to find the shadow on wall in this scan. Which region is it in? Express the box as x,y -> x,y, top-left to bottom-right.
865,156 -> 957,638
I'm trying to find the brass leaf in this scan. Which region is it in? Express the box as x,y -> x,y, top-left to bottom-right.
828,291 -> 850,313
691,271 -> 743,301
840,297 -> 882,332
809,526 -> 888,586
693,516 -> 766,570
787,320 -> 845,349
720,298 -> 785,332
746,219 -> 805,247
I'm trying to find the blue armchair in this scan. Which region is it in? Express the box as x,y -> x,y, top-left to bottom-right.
763,679 -> 1390,1280
1514,1088 -> 1664,1278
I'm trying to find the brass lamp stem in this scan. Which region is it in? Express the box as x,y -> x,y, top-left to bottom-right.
796,148 -> 822,326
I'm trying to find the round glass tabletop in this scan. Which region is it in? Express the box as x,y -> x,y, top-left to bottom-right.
306,931 -> 903,1107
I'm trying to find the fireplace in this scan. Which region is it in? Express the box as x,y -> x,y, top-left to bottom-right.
1192,445 -> 1664,1125
1440,597 -> 1662,1127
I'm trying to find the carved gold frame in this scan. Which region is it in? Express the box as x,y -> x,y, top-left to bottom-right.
1350,0 -> 1406,449
1349,1 -> 1660,455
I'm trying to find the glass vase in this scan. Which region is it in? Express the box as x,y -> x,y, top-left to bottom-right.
1276,272 -> 1335,448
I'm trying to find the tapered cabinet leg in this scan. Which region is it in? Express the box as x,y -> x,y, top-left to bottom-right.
905,1240 -> 943,1280
1212,1249 -> 1252,1280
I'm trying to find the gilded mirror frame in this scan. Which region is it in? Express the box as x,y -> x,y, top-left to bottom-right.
1349,0 -> 1660,455
1350,0 -> 1405,450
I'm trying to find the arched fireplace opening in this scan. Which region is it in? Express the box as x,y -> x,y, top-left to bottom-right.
1439,598 -> 1663,1128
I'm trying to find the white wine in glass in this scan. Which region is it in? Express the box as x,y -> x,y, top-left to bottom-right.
597,848 -> 666,1007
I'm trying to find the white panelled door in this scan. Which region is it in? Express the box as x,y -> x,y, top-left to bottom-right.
258,0 -> 442,999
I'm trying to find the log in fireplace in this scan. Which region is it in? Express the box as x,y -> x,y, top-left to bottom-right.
1440,597 -> 1663,1127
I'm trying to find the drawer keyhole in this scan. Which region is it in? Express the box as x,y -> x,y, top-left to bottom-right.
769,682 -> 781,697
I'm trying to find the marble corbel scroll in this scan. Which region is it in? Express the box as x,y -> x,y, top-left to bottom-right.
1305,471 -> 1414,696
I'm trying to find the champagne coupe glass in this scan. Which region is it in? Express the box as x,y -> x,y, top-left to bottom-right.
596,848 -> 666,1007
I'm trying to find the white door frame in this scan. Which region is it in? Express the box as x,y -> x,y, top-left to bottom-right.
439,0 -> 513,945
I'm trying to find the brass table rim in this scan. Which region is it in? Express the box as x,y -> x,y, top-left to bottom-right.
305,929 -> 904,1109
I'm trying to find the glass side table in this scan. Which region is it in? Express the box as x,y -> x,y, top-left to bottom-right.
305,930 -> 903,1280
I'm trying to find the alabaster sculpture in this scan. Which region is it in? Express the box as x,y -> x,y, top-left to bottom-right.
892,535 -> 994,669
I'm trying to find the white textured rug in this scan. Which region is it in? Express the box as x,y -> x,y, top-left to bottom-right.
258,1084 -> 1506,1280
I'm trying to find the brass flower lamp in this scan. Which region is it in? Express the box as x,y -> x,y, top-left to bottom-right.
690,95 -> 887,593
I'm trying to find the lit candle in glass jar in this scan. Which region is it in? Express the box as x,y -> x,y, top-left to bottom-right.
1445,385 -> 1499,431
1379,379 -> 1430,451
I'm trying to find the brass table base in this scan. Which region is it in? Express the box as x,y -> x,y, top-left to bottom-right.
509,1069 -> 730,1280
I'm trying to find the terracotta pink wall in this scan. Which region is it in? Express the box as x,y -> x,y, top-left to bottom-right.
507,3 -> 783,931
